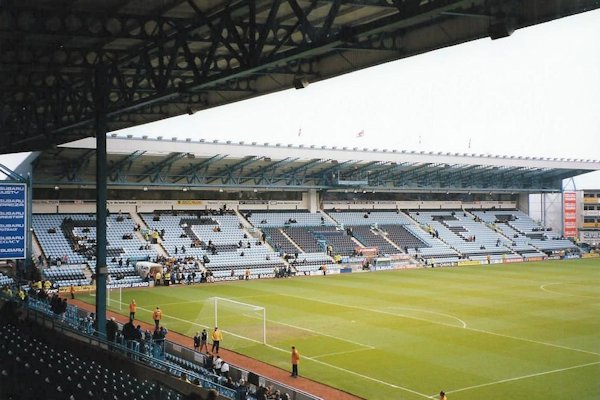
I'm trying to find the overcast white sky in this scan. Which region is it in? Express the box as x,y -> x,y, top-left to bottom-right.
2,9 -> 600,188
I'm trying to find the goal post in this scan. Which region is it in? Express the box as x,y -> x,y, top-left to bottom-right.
213,297 -> 266,345
106,286 -> 122,311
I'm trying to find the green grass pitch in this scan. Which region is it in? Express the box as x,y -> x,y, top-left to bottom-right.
80,259 -> 600,400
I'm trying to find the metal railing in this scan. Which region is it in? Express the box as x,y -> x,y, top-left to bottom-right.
7,294 -> 237,399
2,292 -> 322,400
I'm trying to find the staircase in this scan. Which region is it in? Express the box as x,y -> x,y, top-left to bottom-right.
31,231 -> 46,265
279,228 -> 303,253
372,228 -> 402,251
234,209 -> 254,229
128,211 -> 148,232
130,212 -> 169,259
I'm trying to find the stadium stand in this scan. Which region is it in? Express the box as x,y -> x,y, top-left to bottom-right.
0,321 -> 185,400
246,210 -> 335,228
142,210 -> 286,279
327,210 -> 415,226
471,210 -> 579,255
42,265 -> 90,288
394,223 -> 460,264
326,210 -> 460,262
30,206 -> 583,281
409,211 -> 523,262
314,230 -> 357,256
33,213 -> 159,285
347,225 -> 400,255
261,227 -> 300,254
141,211 -> 224,258
292,252 -> 338,274
245,211 -> 360,257
281,226 -> 325,253
33,214 -> 93,265
380,225 -> 427,250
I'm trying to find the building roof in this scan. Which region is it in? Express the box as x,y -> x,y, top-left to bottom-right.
2,0 -> 599,154
28,135 -> 600,193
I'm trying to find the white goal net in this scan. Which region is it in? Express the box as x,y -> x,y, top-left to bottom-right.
212,297 -> 266,345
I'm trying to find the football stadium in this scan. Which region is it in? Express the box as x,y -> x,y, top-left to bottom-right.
1,2 -> 600,400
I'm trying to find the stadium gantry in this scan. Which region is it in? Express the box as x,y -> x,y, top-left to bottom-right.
30,135 -> 600,194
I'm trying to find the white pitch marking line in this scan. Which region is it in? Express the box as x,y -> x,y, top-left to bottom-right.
264,344 -> 432,399
112,298 -> 427,398
311,347 -> 372,359
137,294 -> 375,350
381,306 -> 467,328
112,298 -> 374,351
137,294 -> 276,308
430,361 -> 600,397
109,300 -> 264,344
464,326 -> 600,357
277,293 -> 600,357
540,282 -> 600,300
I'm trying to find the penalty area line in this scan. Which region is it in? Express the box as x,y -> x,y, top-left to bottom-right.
431,361 -> 600,397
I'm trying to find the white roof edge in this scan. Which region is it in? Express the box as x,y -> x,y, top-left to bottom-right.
59,136 -> 600,171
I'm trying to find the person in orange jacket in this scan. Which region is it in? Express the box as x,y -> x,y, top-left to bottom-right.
152,306 -> 162,329
129,299 -> 137,320
291,346 -> 300,377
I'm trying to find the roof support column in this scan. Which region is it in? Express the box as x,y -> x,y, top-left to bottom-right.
305,189 -> 319,213
94,64 -> 108,337
517,193 -> 530,215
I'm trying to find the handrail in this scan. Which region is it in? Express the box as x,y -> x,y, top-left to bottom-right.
10,295 -> 237,399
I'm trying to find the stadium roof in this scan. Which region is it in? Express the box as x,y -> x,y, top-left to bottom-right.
2,0 -> 599,154
28,135 -> 600,193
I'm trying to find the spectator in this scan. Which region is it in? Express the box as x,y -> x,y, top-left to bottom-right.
211,326 -> 223,353
106,317 -> 118,343
213,354 -> 223,374
193,331 -> 201,351
220,359 -> 229,378
204,352 -> 214,370
206,389 -> 218,400
200,329 -> 208,353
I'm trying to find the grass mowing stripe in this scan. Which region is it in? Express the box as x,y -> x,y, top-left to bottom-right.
119,301 -> 266,344
111,294 -> 430,397
437,360 -> 600,396
264,344 -> 433,398
263,317 -> 375,350
118,298 -> 374,351
276,292 -> 600,357
82,259 -> 600,400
